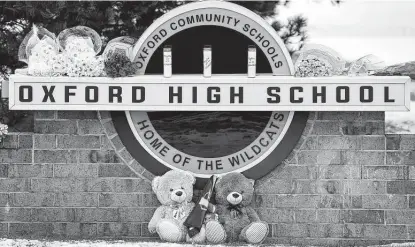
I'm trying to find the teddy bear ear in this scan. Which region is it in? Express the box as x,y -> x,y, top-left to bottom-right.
184,171 -> 196,185
152,176 -> 161,192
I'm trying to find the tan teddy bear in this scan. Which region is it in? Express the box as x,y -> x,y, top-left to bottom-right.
148,170 -> 205,243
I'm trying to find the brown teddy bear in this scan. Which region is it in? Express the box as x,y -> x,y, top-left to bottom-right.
205,172 -> 269,244
148,170 -> 205,243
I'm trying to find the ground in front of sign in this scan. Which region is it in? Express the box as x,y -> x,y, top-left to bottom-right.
1,239 -> 415,247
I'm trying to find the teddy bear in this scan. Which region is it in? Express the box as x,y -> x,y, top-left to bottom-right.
148,170 -> 206,243
205,172 -> 269,244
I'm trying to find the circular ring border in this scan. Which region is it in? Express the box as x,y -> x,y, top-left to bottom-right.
111,110 -> 309,187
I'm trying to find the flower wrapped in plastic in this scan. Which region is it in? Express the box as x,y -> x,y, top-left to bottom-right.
295,56 -> 333,77
293,44 -> 345,77
347,54 -> 386,76
0,123 -> 8,143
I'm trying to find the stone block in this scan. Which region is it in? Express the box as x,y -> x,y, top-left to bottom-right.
9,223 -> 54,237
362,195 -> 407,209
342,210 -> 384,224
98,223 -> 141,237
34,111 -> 55,119
274,195 -> 320,208
362,136 -> 385,150
55,193 -> 98,207
401,135 -> 415,150
0,208 -> 32,221
98,164 -> 137,178
57,111 -> 97,119
1,135 -> 18,149
75,208 -> 120,222
317,209 -> 341,223
0,150 -> 32,163
8,164 -> 53,178
298,150 -> 341,165
9,192 -> 54,207
99,193 -> 141,207
318,136 -> 362,150
294,209 -> 316,223
386,135 -> 401,150
256,179 -> 292,194
362,225 -> 406,239
54,164 -> 98,178
343,151 -> 384,165
386,151 -> 415,165
119,208 -> 155,222
309,121 -> 341,135
257,208 -> 294,223
363,166 -> 407,180
386,211 -> 415,224
34,120 -> 77,134
79,150 -> 120,163
57,135 -> 101,149
18,135 -> 33,149
78,120 -> 104,135
0,179 -> 29,192
319,195 -> 343,208
34,150 -> 77,164
34,135 -> 56,149
319,165 -> 361,179
52,222 -> 97,238
32,208 -> 75,222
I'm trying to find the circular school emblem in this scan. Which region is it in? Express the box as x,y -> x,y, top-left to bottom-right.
112,1 -> 308,179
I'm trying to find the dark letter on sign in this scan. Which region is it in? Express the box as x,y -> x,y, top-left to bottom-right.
267,87 -> 280,103
230,87 -> 243,103
42,86 -> 56,102
19,86 -> 32,102
290,87 -> 303,103
132,87 -> 145,103
169,87 -> 182,103
85,86 -> 99,103
109,86 -> 122,103
336,86 -> 350,103
360,86 -> 373,103
384,87 -> 395,102
65,86 -> 77,102
313,86 -> 326,103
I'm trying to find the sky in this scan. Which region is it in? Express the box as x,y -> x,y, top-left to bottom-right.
274,0 -> 415,66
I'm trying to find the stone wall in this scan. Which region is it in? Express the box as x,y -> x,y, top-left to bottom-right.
0,110 -> 414,246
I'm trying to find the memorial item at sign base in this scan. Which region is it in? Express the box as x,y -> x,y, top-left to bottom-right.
205,172 -> 269,244
148,170 -> 206,243
0,124 -> 8,143
184,175 -> 218,239
102,36 -> 139,77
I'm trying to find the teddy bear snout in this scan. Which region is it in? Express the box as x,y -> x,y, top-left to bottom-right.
227,192 -> 242,205
171,189 -> 186,202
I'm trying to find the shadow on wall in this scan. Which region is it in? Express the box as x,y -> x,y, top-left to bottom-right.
385,80 -> 415,134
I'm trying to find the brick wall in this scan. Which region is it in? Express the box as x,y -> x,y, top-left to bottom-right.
0,110 -> 414,246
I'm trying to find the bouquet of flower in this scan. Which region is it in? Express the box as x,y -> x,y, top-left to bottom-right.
0,123 -> 8,143
19,25 -> 105,77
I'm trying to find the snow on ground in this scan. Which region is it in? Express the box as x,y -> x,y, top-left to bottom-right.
1,239 -> 415,247
385,81 -> 415,134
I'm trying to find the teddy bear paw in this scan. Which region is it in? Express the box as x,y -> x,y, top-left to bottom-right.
205,220 -> 227,244
156,219 -> 185,242
245,222 -> 269,244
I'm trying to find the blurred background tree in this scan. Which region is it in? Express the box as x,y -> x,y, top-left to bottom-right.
0,1 -> 311,80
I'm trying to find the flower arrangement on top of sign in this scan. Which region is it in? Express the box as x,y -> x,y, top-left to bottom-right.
292,43 -> 386,77
18,25 -> 138,78
19,25 -> 386,78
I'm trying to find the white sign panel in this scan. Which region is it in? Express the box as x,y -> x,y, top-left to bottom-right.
8,74 -> 410,111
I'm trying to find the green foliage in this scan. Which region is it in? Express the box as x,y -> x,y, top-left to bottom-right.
104,53 -> 139,78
